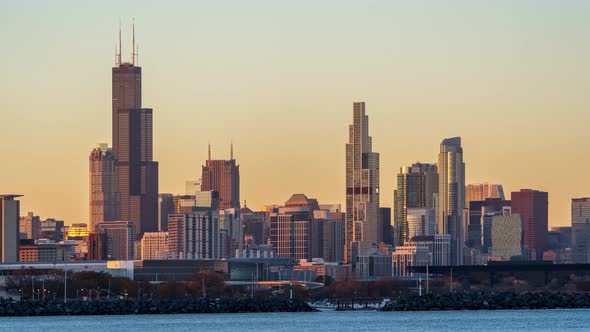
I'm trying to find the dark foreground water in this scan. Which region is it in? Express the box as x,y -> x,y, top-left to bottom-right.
0,309 -> 588,331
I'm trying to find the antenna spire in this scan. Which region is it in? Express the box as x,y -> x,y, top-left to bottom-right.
208,142 -> 211,161
116,18 -> 122,65
230,141 -> 234,160
131,17 -> 136,65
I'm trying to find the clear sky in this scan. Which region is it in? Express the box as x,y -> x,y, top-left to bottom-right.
1,0 -> 589,226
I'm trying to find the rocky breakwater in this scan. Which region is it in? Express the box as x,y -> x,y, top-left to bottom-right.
382,292 -> 590,311
0,298 -> 315,316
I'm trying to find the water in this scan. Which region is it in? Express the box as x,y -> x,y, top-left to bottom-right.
0,309 -> 588,331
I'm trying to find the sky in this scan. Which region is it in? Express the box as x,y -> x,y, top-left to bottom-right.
1,0 -> 589,226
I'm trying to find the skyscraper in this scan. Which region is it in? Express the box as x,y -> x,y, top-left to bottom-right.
112,23 -> 159,237
394,163 -> 438,246
201,144 -> 240,210
0,195 -> 22,263
465,183 -> 505,206
571,198 -> 590,263
345,102 -> 380,262
511,189 -> 548,261
437,137 -> 465,265
89,143 -> 119,231
96,220 -> 135,260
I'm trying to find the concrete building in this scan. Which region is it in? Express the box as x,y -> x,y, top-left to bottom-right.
465,183 -> 505,206
357,246 -> 391,280
19,212 -> 40,240
391,245 -> 431,277
89,143 -> 119,232
19,240 -> 75,262
511,189 -> 548,261
572,198 -> 590,263
140,232 -> 169,260
168,210 -> 221,260
490,214 -> 524,261
345,102 -> 380,262
437,137 -> 465,266
394,163 -> 438,246
0,195 -> 22,263
96,221 -> 135,260
201,144 -> 240,210
408,234 -> 451,267
407,208 -> 436,239
158,193 -> 174,231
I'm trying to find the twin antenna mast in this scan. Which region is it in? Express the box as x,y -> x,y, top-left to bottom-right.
115,18 -> 138,66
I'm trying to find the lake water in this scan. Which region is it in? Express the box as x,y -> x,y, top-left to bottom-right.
0,309 -> 588,331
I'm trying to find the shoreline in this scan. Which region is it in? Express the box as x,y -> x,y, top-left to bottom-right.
0,298 -> 315,317
381,292 -> 590,312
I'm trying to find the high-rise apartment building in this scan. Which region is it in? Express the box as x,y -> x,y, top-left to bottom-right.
467,198 -> 511,251
112,25 -> 159,237
394,163 -> 438,246
167,211 -> 220,260
140,231 -> 169,260
269,194 -> 316,260
437,137 -> 465,265
1,195 -> 22,262
158,194 -> 174,232
201,144 -> 240,210
511,189 -> 548,261
96,221 -> 135,260
19,211 -> 40,240
465,183 -> 505,206
571,198 -> 590,263
89,143 -> 119,231
345,102 -> 380,262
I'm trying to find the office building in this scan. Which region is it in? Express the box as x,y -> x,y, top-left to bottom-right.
241,204 -> 266,246
220,208 -> 242,258
380,207 -> 393,245
406,208 -> 436,239
19,212 -> 40,240
89,143 -> 119,232
112,24 -> 159,237
357,245 -> 392,280
141,232 -> 169,260
391,245 -> 431,277
467,198 -> 511,251
1,195 -> 22,263
511,189 -> 548,260
572,198 -> 590,263
465,183 -> 505,206
39,218 -> 65,242
408,234 -> 451,267
345,102 -> 380,262
96,221 -> 135,260
18,240 -> 75,262
490,214 -> 524,261
394,164 -> 438,247
201,144 -> 240,210
158,193 -> 174,232
437,137 -> 465,265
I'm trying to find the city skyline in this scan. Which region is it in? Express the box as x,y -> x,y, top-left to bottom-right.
2,1 -> 590,226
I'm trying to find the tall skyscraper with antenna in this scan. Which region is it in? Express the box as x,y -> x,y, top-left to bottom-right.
112,20 -> 158,237
201,144 -> 240,211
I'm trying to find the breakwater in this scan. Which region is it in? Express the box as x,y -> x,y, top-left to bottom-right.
0,298 -> 315,316
382,292 -> 590,311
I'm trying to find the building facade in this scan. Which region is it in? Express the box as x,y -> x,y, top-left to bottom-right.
511,189 -> 548,260
0,195 -> 22,263
112,33 -> 159,237
201,145 -> 240,211
345,102 -> 380,262
96,221 -> 135,260
490,214 -> 524,261
19,211 -> 40,240
572,198 -> 590,263
437,137 -> 465,265
140,232 -> 169,260
168,210 -> 221,260
89,143 -> 119,232
465,183 -> 505,206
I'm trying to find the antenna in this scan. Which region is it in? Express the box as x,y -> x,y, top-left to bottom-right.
230,141 -> 234,160
136,43 -> 139,65
131,17 -> 136,65
116,18 -> 122,65
208,142 -> 211,161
